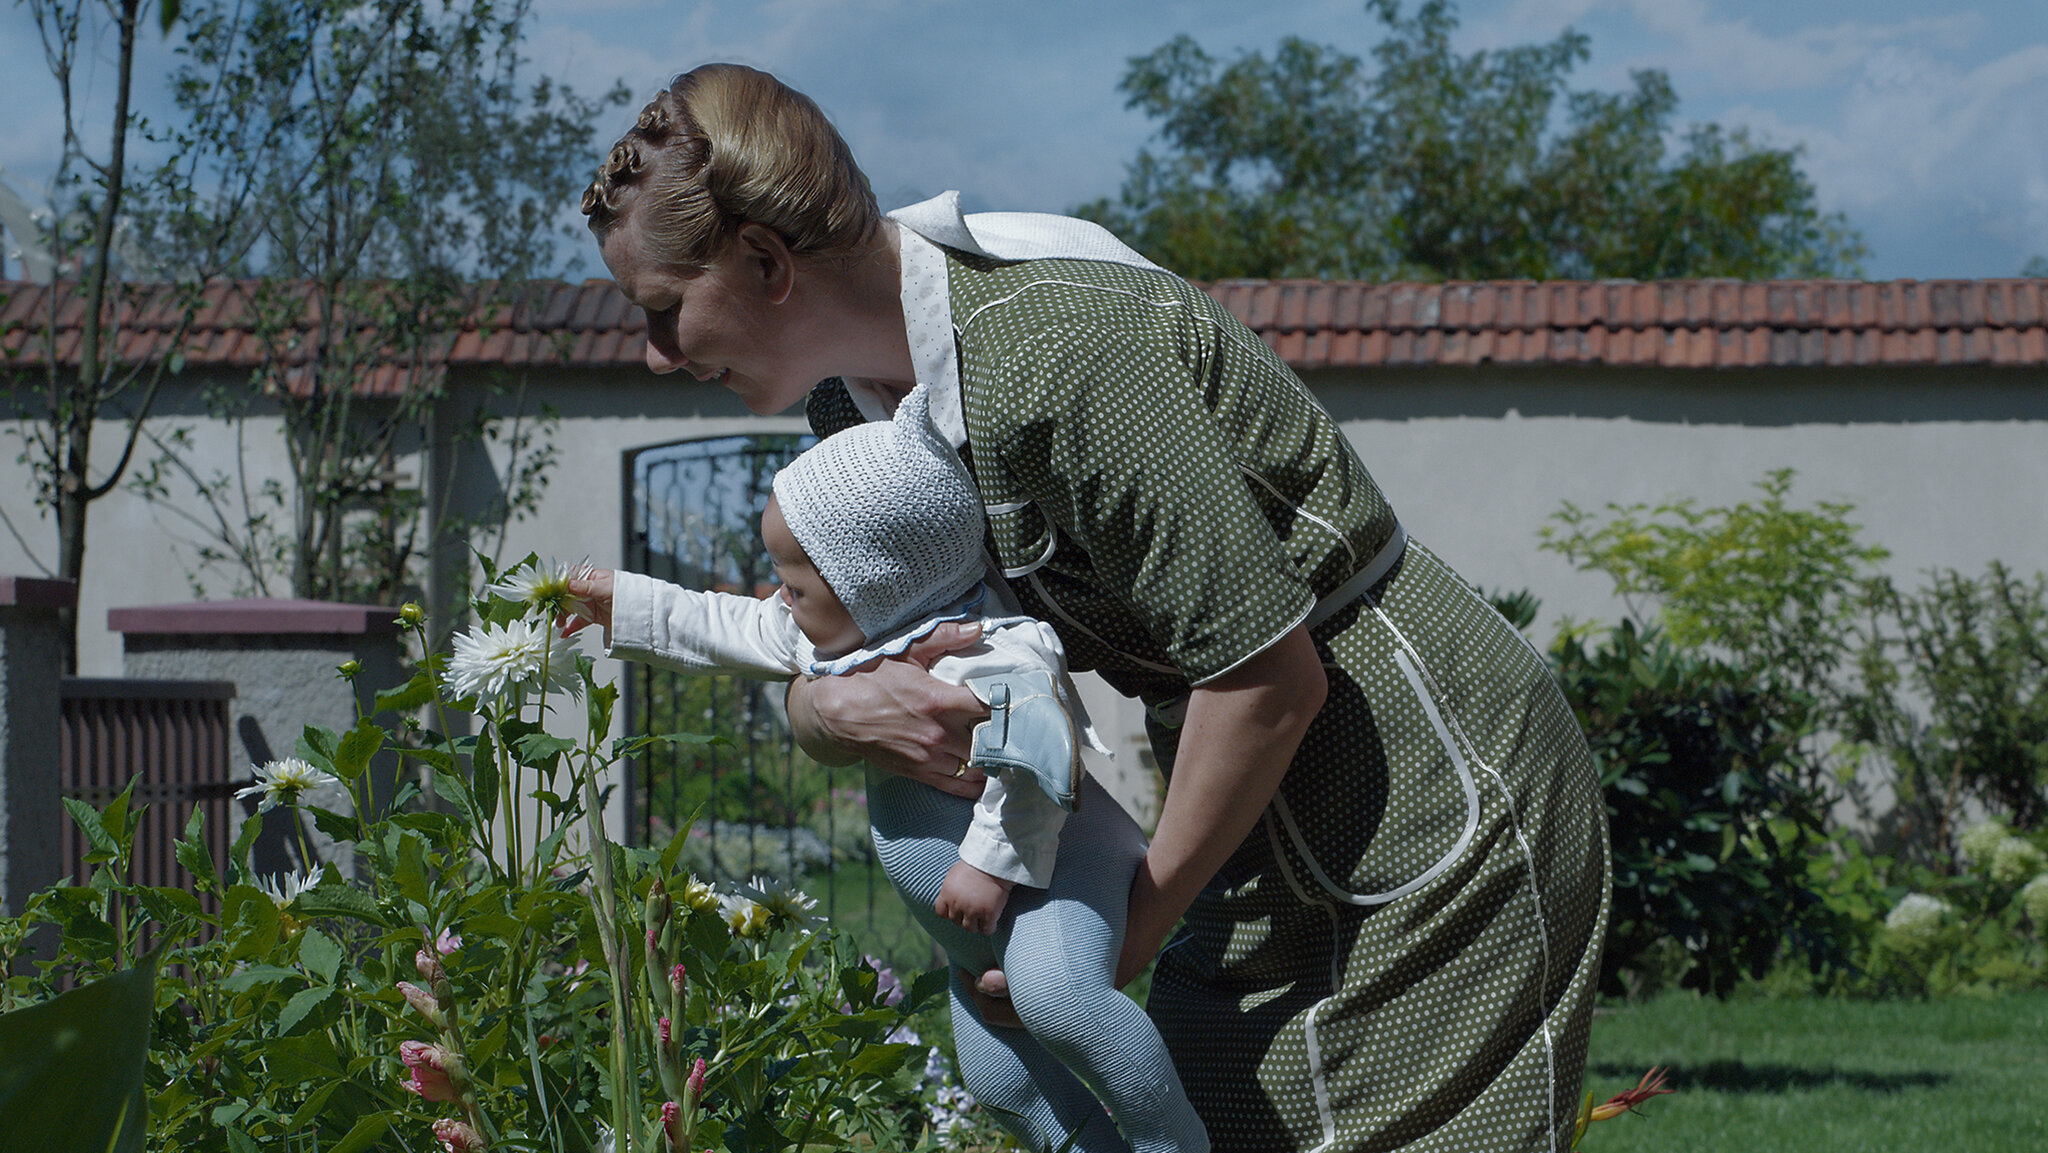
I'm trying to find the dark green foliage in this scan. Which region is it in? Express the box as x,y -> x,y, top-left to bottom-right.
0,950 -> 159,1153
1080,0 -> 1865,281
1550,617 -> 1841,997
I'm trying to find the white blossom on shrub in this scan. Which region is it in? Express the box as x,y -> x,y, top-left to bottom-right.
1883,892 -> 1950,945
2021,874 -> 2048,926
1958,819 -> 2008,864
1988,836 -> 2045,885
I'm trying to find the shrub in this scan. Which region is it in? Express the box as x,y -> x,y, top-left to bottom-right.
1547,617 -> 1843,998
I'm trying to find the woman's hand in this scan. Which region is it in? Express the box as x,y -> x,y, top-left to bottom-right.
559,568 -> 615,641
785,621 -> 990,799
1114,624 -> 1328,987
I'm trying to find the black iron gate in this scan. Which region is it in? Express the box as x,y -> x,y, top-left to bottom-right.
623,433 -> 928,966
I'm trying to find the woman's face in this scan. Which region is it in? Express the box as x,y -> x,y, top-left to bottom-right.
601,216 -> 815,415
761,497 -> 865,659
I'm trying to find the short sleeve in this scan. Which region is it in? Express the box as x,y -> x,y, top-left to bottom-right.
972,325 -> 1315,684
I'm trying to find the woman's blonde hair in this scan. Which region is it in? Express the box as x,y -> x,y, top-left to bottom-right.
582,64 -> 881,270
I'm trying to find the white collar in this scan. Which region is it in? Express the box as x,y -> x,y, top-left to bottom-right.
843,192 -> 1163,448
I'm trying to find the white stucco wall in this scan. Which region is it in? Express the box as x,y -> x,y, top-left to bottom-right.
1309,364 -> 2048,639
10,359 -> 2044,834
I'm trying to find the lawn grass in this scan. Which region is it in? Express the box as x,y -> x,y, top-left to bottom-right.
1582,991 -> 2048,1152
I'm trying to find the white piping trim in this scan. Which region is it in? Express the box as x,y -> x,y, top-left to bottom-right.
1001,523 -> 1060,580
1265,646 -> 1479,907
1371,599 -> 1562,1152
984,498 -> 1032,515
1240,465 -> 1359,573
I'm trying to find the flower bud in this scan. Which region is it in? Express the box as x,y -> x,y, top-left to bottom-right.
398,602 -> 425,626
685,1055 -> 707,1106
335,659 -> 361,680
397,980 -> 446,1029
415,949 -> 447,986
660,1101 -> 683,1151
670,963 -> 687,1014
433,1118 -> 487,1153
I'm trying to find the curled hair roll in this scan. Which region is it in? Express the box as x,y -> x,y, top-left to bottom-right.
582,64 -> 881,270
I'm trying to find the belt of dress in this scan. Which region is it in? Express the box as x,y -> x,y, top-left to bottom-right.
1305,521 -> 1408,631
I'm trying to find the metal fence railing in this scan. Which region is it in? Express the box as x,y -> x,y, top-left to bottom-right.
624,434 -> 933,968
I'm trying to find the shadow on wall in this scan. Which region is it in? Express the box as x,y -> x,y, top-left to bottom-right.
1307,366 -> 2048,427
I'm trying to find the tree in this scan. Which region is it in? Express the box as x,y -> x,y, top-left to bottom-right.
1078,0 -> 1866,282
4,0 -> 196,671
128,0 -> 620,606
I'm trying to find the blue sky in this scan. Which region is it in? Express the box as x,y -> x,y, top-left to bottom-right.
4,0 -> 2045,280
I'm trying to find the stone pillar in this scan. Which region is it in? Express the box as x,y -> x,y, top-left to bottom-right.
113,600 -> 405,878
0,577 -> 75,918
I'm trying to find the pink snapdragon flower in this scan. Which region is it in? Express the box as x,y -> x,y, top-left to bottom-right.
400,1040 -> 461,1102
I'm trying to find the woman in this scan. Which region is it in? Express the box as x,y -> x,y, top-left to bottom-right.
578,63 -> 1610,1152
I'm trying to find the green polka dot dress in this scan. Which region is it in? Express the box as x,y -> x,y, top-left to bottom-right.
809,252 -> 1610,1152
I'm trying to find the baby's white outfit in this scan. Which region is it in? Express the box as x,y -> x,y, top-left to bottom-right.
606,574 -> 1094,888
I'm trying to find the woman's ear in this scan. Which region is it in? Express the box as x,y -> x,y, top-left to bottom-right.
733,222 -> 797,305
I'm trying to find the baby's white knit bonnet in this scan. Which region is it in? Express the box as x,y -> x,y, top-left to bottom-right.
772,383 -> 987,642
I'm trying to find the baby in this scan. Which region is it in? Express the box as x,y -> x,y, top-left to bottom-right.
571,384 -> 1206,1153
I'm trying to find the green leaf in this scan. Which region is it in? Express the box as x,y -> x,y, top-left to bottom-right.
258,1034 -> 348,1086
0,947 -> 158,1153
473,727 -> 499,825
470,1015 -> 510,1067
214,963 -> 300,993
64,797 -> 122,862
298,927 -> 344,983
175,808 -> 217,892
158,0 -> 183,38
294,879 -> 388,925
334,718 -> 386,782
842,1041 -> 917,1080
228,809 -> 264,885
296,724 -> 341,774
588,679 -> 618,741
276,983 -> 338,1034
309,804 -> 359,844
393,832 -> 432,906
400,743 -> 457,774
375,669 -> 438,713
906,967 -> 951,1012
220,885 -> 281,961
429,765 -> 479,827
328,1112 -> 393,1153
514,731 -> 577,765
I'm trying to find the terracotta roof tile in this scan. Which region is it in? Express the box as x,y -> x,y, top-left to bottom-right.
7,274 -> 2048,381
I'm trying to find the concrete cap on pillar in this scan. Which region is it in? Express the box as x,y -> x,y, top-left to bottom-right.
109,598 -> 401,635
0,576 -> 78,609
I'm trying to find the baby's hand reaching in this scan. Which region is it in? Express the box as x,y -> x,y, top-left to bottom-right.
935,860 -> 1013,935
559,567 -> 614,641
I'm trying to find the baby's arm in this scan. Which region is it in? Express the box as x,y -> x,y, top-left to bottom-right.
605,569 -> 805,679
935,860 -> 1015,934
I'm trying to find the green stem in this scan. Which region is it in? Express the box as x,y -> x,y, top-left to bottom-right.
582,769 -> 636,1152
